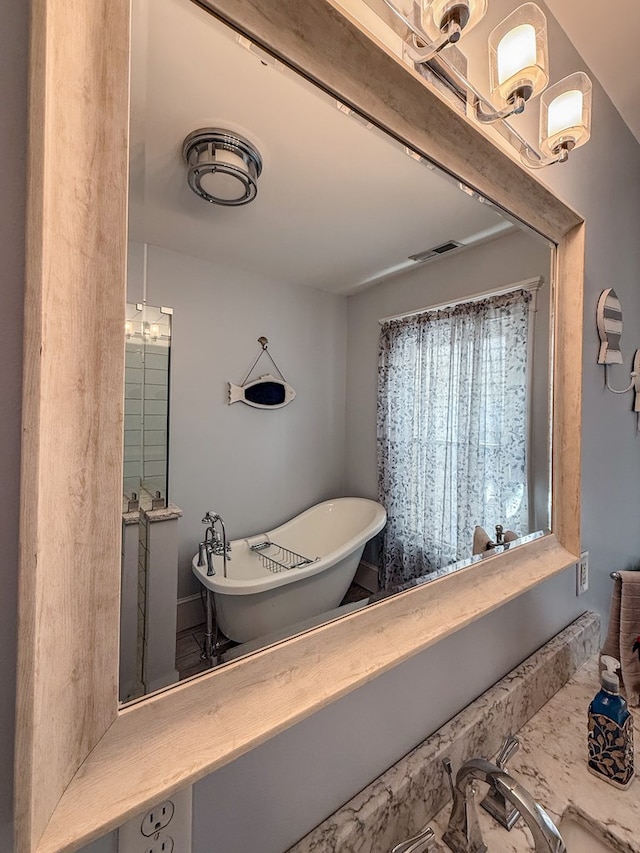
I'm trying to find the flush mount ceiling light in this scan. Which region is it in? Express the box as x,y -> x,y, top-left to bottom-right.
182,128 -> 263,206
379,0 -> 592,168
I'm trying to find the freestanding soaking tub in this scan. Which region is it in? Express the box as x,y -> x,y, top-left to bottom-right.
192,497 -> 386,644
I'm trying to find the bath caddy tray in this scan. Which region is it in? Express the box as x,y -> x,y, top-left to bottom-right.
250,540 -> 318,574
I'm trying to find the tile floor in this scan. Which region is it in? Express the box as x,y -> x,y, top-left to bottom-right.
175,625 -> 208,679
175,624 -> 237,680
175,581 -> 371,681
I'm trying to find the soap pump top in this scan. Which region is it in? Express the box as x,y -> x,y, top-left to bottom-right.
587,655 -> 634,789
600,655 -> 621,694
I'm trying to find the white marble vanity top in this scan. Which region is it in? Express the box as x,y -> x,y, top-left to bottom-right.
290,613 -> 640,853
430,657 -> 640,853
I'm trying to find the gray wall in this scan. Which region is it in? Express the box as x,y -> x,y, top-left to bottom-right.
3,4 -> 640,853
128,242 -> 347,599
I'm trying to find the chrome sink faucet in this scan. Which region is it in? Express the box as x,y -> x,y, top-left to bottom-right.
442,757 -> 566,853
480,735 -> 521,829
197,511 -> 231,578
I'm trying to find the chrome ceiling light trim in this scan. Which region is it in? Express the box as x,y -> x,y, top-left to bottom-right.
182,128 -> 263,206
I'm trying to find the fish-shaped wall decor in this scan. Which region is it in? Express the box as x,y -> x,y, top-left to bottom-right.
597,288 -> 624,365
228,373 -> 296,409
229,337 -> 297,409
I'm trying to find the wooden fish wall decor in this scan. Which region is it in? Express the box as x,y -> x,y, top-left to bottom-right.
229,373 -> 296,409
597,288 -> 624,365
596,289 -> 640,429
228,337 -> 296,410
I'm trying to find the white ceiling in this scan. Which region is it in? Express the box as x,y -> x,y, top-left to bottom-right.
129,0 -> 516,294
544,0 -> 640,144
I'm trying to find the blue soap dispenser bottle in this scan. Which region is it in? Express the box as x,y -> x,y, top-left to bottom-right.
587,655 -> 634,789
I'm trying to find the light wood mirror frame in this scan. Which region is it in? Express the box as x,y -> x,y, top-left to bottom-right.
16,0 -> 584,851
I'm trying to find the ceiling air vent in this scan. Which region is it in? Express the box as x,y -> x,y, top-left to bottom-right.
433,240 -> 462,254
408,240 -> 462,263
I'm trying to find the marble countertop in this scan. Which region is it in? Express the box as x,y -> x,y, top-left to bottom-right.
289,615 -> 637,853
289,613 -> 603,853
430,657 -> 640,852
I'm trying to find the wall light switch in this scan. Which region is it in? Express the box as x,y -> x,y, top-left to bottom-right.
576,551 -> 589,595
118,787 -> 191,853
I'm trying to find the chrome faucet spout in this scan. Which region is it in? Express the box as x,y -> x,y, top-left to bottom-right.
443,758 -> 566,853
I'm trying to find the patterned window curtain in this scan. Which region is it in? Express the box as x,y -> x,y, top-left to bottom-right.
377,289 -> 532,589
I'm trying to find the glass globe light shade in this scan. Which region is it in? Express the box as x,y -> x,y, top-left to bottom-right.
539,71 -> 592,157
488,3 -> 549,108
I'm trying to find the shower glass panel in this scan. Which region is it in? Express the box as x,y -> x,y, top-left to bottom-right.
123,302 -> 173,509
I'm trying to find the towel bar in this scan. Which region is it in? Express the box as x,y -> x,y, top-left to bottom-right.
611,571 -> 621,579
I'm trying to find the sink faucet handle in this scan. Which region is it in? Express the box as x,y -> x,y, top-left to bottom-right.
442,757 -> 456,801
480,736 -> 521,830
496,734 -> 519,769
391,826 -> 438,853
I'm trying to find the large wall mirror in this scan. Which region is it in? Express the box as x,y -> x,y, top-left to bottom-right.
17,0 -> 583,850
122,0 -> 556,702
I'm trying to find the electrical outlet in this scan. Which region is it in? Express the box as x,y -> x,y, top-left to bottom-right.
141,802 -> 174,837
118,787 -> 192,853
576,550 -> 589,595
144,837 -> 174,853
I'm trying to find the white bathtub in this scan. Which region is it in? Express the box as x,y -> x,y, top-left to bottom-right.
191,498 -> 386,643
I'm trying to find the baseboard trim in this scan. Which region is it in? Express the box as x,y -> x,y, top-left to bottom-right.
176,593 -> 204,633
354,560 -> 379,593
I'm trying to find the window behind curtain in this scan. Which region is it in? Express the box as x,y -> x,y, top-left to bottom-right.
377,289 -> 532,589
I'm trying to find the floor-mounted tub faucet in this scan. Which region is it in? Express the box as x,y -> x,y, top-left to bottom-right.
198,511 -> 231,578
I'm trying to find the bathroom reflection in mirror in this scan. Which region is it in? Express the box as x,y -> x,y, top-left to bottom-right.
121,0 -> 553,702
123,300 -> 173,511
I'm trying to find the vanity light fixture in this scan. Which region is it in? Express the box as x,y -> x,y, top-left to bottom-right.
182,128 -> 263,206
379,0 -> 592,168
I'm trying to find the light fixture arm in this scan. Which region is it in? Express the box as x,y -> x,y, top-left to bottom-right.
379,0 -> 465,64
520,142 -> 572,169
404,21 -> 462,64
475,94 -> 526,123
